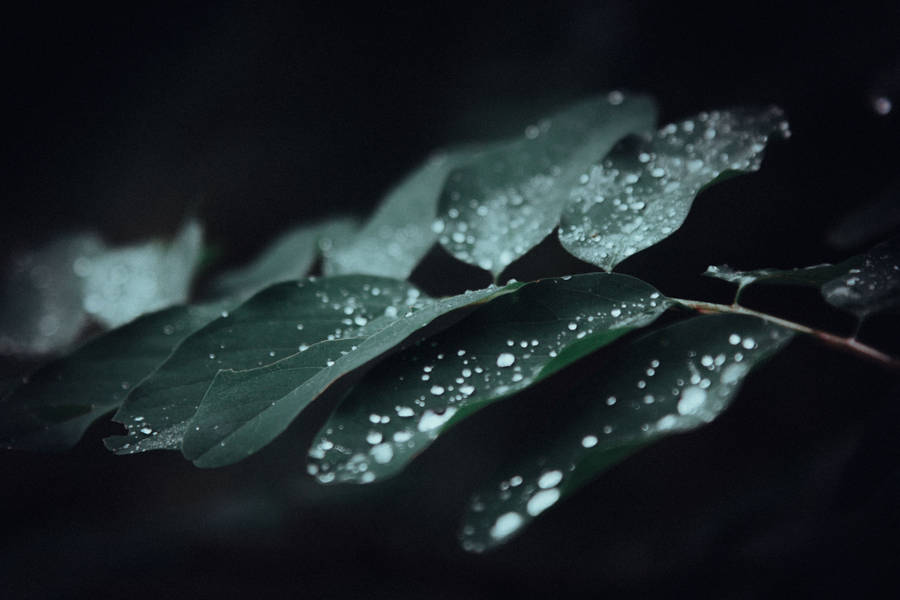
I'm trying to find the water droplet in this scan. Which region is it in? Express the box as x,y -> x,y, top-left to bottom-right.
430,385 -> 445,396
677,386 -> 707,415
538,469 -> 563,489
490,512 -> 524,540
610,308 -> 622,317
527,488 -> 561,516
417,407 -> 457,432
741,337 -> 756,349
370,443 -> 393,464
496,352 -> 516,367
366,430 -> 383,444
581,435 -> 598,448
728,333 -> 741,345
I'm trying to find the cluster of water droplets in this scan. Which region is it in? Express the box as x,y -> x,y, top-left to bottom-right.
435,92 -> 656,276
308,275 -> 670,484
459,315 -> 793,552
559,107 -> 790,271
821,235 -> 900,318
110,277 -> 421,454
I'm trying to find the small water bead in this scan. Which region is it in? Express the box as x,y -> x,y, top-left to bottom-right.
490,512 -> 524,540
700,355 -> 714,367
510,475 -> 523,487
606,396 -> 617,405
366,430 -> 383,445
496,353 -> 516,367
610,308 -> 622,317
395,406 -> 414,417
393,430 -> 412,443
741,337 -> 756,349
538,469 -> 563,489
728,333 -> 741,345
430,385 -> 445,396
581,435 -> 598,448
139,427 -> 153,435
527,488 -> 561,517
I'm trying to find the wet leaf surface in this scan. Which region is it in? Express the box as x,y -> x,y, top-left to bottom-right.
0,303 -> 222,451
460,313 -> 794,552
323,149 -> 484,279
106,276 -> 421,455
559,108 -> 788,271
436,93 -> 658,277
308,273 -> 670,484
181,283 -> 519,467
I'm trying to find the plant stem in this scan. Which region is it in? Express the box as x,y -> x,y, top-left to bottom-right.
669,297 -> 900,369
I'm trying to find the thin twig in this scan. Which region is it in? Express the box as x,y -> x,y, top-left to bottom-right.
669,297 -> 900,369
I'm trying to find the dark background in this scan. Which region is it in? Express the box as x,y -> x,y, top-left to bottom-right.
2,2 -> 899,597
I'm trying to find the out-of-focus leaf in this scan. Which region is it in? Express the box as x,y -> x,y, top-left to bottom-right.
821,234 -> 900,318
307,273 -> 670,484
0,234 -> 103,356
105,276 -> 421,455
323,150 -> 484,279
436,93 -> 658,277
0,304 -> 222,451
559,108 -> 789,271
706,234 -> 900,318
181,283 -> 519,467
460,314 -> 793,552
704,258 -> 863,298
209,218 -> 358,301
79,220 -> 204,328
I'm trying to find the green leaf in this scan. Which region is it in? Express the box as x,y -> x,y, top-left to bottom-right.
209,218 -> 358,301
1,233 -> 103,355
436,93 -> 658,277
705,234 -> 900,319
459,314 -> 793,552
181,283 -> 520,467
704,260 -> 863,293
307,273 -> 671,484
821,234 -> 900,318
323,150 -> 483,279
105,275 -> 422,455
559,108 -> 789,271
79,220 -> 204,328
0,303 -> 222,451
